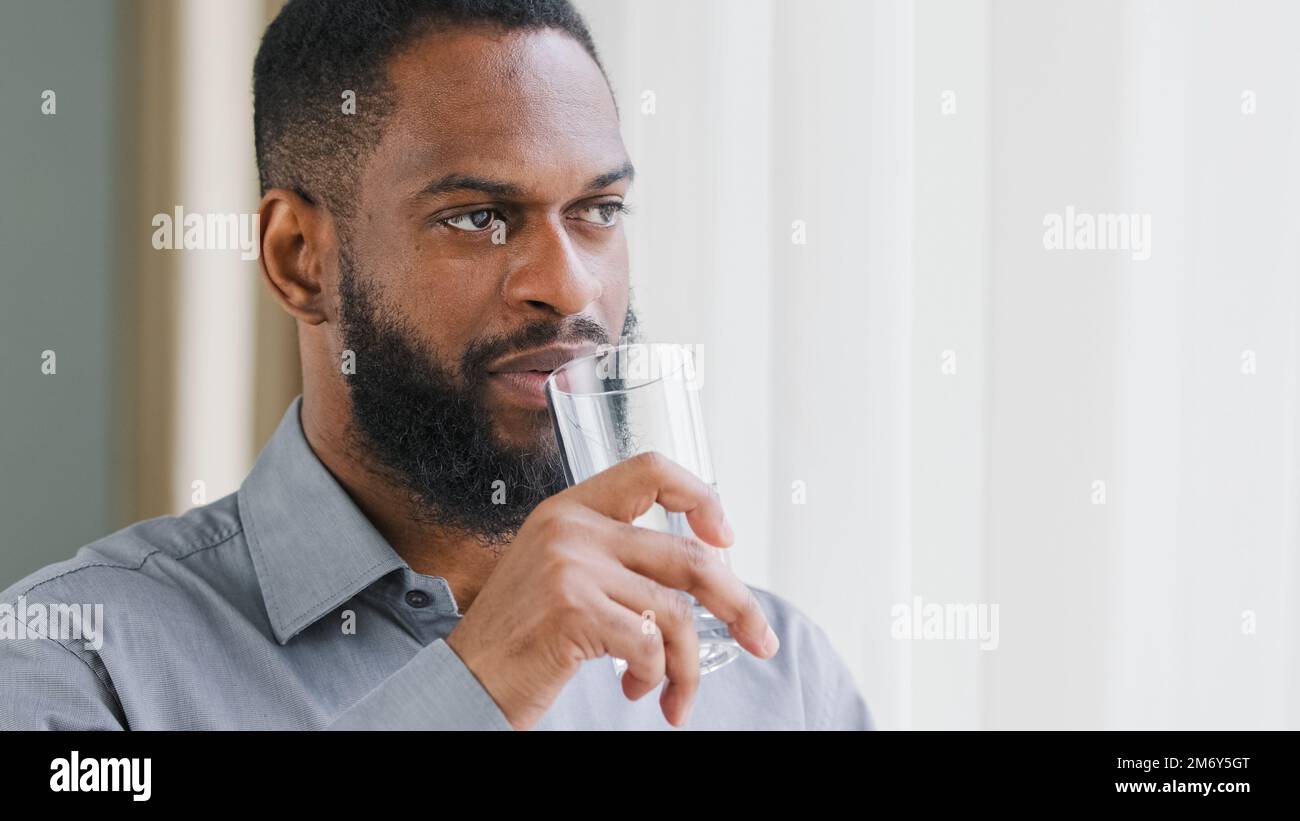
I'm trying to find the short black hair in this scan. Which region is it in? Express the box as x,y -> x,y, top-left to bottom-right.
253,0 -> 607,226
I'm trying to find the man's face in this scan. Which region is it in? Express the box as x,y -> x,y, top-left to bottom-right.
334,26 -> 634,543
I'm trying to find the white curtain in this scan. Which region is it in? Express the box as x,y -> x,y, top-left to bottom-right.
169,0 -> 262,511
152,0 -> 296,518
579,0 -> 1300,729
576,0 -> 914,727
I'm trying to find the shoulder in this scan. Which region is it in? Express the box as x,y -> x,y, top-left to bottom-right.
744,584 -> 873,730
0,491 -> 245,609
745,584 -> 842,670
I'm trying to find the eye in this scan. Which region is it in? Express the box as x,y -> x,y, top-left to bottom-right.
443,209 -> 503,232
571,201 -> 629,227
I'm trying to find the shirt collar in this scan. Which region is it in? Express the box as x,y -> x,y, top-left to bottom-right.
239,395 -> 408,645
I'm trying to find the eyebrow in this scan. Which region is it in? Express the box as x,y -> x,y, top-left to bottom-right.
585,161 -> 636,191
412,161 -> 636,201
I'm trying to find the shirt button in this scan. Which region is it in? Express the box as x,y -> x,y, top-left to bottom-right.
404,589 -> 432,608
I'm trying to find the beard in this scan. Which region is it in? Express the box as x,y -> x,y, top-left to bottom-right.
335,242 -> 639,547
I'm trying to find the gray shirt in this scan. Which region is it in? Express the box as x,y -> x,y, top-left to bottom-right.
0,396 -> 873,730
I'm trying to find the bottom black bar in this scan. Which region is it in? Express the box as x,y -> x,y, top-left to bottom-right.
2,729 -> 1289,807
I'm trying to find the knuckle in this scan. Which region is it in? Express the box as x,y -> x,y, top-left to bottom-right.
537,530 -> 571,568
550,578 -> 589,621
530,495 -> 559,518
676,534 -> 711,575
539,549 -> 605,624
632,450 -> 666,475
527,503 -> 565,542
644,576 -> 692,627
535,508 -> 593,556
668,590 -> 695,626
639,574 -> 666,613
533,494 -> 568,521
537,545 -> 581,600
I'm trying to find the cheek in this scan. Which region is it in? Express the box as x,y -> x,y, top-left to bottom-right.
577,232 -> 629,315
600,250 -> 631,326
350,191 -> 493,353
395,251 -> 505,354
601,274 -> 629,322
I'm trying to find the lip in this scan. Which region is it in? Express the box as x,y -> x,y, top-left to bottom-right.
486,343 -> 598,410
487,371 -> 553,410
487,343 -> 599,375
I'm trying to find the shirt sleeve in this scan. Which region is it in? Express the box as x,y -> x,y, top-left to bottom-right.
0,636 -> 127,730
326,637 -> 515,730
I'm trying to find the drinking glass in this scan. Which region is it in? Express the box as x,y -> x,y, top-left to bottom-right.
544,341 -> 742,677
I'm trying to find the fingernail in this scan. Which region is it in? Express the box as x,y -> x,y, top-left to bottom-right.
721,514 -> 735,543
763,625 -> 780,656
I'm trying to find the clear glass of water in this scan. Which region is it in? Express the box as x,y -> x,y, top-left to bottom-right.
544,341 -> 742,677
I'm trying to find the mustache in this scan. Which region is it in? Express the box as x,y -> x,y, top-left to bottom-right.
460,316 -> 612,377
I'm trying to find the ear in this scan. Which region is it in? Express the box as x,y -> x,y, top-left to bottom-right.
257,188 -> 334,325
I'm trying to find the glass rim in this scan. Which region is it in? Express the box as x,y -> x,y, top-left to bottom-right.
544,340 -> 699,399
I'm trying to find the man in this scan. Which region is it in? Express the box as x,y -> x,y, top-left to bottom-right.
0,0 -> 872,730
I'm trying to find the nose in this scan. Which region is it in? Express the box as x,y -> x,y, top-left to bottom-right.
501,215 -> 603,317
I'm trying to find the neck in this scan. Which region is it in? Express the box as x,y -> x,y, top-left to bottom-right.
299,392 -> 501,614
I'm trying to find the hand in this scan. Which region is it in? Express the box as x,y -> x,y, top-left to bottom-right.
445,451 -> 779,730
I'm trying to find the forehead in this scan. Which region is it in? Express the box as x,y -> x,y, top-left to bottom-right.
375,25 -> 626,196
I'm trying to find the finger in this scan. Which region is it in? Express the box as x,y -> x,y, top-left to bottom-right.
564,451 -> 733,548
595,597 -> 666,701
603,567 -> 701,727
610,522 -> 777,660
